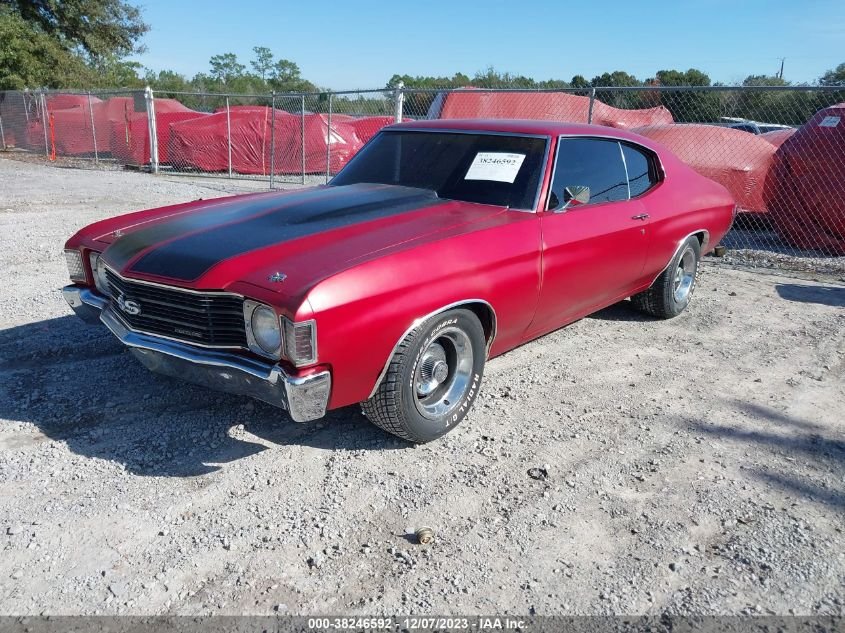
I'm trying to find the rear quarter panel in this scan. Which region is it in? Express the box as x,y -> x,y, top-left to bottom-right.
641,154 -> 735,280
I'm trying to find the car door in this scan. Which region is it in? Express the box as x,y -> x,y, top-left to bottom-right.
524,136 -> 651,339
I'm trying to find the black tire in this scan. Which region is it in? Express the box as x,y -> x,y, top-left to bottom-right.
631,236 -> 701,318
362,309 -> 486,443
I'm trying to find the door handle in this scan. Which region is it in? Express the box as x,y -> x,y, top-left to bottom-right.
631,213 -> 650,221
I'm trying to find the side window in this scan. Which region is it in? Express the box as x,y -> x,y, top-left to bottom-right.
547,138 -> 628,209
621,143 -> 659,198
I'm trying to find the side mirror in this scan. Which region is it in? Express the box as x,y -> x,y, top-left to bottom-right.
560,185 -> 590,211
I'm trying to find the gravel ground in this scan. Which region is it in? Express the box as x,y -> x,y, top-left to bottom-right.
1,158 -> 843,617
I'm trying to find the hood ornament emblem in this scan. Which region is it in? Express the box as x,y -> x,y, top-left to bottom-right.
268,272 -> 287,283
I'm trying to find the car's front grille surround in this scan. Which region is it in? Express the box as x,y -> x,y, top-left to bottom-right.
104,268 -> 247,349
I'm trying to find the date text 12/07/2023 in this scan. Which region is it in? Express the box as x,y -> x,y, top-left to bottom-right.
305,616 -> 527,630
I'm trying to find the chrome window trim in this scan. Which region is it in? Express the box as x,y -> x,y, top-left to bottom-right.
339,128 -> 551,213
619,141 -> 664,200
618,141 -> 632,200
368,299 -> 497,399
545,134 -> 667,211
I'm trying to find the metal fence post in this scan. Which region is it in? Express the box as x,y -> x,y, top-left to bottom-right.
394,81 -> 404,123
40,92 -> 49,158
0,109 -> 6,150
325,92 -> 332,184
87,91 -> 99,164
144,86 -> 159,173
226,96 -> 232,178
587,87 -> 596,124
269,92 -> 276,189
301,95 -> 306,185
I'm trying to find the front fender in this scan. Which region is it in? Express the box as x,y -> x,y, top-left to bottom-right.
307,222 -> 541,409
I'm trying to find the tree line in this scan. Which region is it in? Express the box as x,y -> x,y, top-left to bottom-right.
1,0 -> 843,124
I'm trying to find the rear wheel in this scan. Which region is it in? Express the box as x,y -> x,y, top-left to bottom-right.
632,236 -> 701,318
362,309 -> 486,443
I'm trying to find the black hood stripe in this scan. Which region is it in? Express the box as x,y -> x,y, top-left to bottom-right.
103,185 -> 354,271
105,184 -> 441,282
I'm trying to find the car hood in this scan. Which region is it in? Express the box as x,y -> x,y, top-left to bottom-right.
100,183 -> 507,297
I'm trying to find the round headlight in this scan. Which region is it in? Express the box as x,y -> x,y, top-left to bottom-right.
250,305 -> 281,355
88,251 -> 110,296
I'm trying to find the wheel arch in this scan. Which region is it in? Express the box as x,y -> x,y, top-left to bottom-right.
367,299 -> 497,399
649,228 -> 709,287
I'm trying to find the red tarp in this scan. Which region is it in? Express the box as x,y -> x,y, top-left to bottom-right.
279,113 -> 362,174
765,104 -> 845,254
169,108 -> 363,175
438,90 -> 673,128
761,128 -> 797,148
353,116 -> 396,144
48,96 -> 142,155
169,107 -> 282,173
109,99 -> 203,165
633,124 -> 776,214
46,94 -> 101,111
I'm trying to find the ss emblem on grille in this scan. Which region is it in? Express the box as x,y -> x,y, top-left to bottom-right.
116,294 -> 142,316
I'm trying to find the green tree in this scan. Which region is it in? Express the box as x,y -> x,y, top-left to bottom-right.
145,69 -> 190,93
590,71 -> 641,87
0,7 -> 91,88
6,0 -> 147,60
268,59 -> 316,92
816,62 -> 845,113
730,74 -> 817,125
651,68 -> 719,122
1,0 -> 147,89
654,68 -> 711,86
251,46 -> 273,82
92,55 -> 143,87
570,74 -> 590,90
590,71 -> 643,110
819,62 -> 845,86
209,53 -> 245,83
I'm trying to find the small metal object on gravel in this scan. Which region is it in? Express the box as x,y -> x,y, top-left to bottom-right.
527,467 -> 548,480
415,526 -> 435,545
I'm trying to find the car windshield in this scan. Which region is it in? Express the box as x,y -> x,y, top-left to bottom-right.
330,130 -> 548,210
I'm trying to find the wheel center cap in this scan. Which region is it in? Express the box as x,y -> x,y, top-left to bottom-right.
432,360 -> 449,384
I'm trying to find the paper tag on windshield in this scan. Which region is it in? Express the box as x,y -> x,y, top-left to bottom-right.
820,115 -> 840,128
465,152 -> 526,183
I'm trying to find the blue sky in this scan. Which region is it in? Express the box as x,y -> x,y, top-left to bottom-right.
131,0 -> 844,89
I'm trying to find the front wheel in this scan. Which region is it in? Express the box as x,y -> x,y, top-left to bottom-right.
631,236 -> 701,318
362,309 -> 486,443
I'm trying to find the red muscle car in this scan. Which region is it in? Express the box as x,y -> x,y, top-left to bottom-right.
62,120 -> 736,442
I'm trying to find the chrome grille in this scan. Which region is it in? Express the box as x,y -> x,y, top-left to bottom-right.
105,268 -> 247,348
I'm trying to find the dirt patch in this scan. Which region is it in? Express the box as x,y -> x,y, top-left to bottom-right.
1,157 -> 843,616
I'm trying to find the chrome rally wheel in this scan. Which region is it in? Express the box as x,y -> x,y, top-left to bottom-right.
362,308 -> 487,443
673,247 -> 697,303
631,235 -> 701,319
413,327 -> 474,420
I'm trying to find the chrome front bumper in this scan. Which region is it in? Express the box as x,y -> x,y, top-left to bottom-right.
61,285 -> 331,422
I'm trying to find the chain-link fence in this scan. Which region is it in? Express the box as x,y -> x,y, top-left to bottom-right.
1,84 -> 844,262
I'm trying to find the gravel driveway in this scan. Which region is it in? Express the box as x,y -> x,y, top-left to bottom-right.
1,158 -> 843,616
